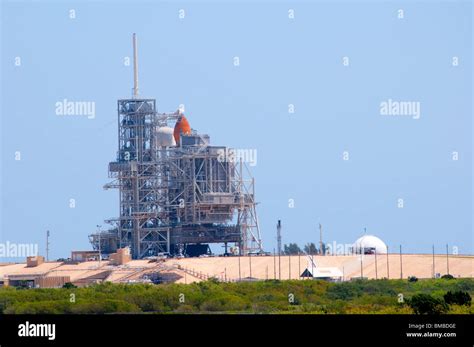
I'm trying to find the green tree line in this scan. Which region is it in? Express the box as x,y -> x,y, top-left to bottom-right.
0,278 -> 472,314
282,242 -> 327,255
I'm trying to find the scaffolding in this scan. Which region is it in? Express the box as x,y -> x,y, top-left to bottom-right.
89,34 -> 263,258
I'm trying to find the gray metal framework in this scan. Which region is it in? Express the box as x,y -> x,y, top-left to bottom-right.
90,99 -> 263,258
89,34 -> 262,259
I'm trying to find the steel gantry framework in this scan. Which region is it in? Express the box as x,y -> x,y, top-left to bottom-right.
89,101 -> 263,258
89,34 -> 262,258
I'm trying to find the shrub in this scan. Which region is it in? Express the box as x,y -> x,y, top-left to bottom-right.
206,277 -> 220,285
70,299 -> 140,314
327,283 -> 362,300
62,282 -> 77,289
174,304 -> 196,313
200,294 -> 248,312
441,274 -> 455,280
251,301 -> 288,313
408,294 -> 448,315
444,291 -> 471,306
1,278 -> 473,314
3,300 -> 71,314
448,304 -> 474,314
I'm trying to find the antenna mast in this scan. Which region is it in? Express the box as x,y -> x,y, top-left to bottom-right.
133,33 -> 139,97
46,230 -> 50,261
277,220 -> 282,280
277,220 -> 282,255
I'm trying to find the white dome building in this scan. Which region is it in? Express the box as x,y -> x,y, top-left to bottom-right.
352,235 -> 387,254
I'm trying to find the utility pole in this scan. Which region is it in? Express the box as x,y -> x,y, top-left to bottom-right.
446,244 -> 450,275
360,255 -> 363,278
298,251 -> 301,279
386,246 -> 390,279
238,251 -> 241,281
288,254 -> 291,280
273,248 -> 276,279
399,245 -> 403,279
374,250 -> 378,280
249,254 -> 252,278
46,230 -> 50,262
319,223 -> 323,256
277,220 -> 281,280
97,225 -> 102,267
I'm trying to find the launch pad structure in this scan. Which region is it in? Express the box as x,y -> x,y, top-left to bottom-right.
89,34 -> 263,259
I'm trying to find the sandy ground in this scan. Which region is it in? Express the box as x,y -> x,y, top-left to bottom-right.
168,254 -> 474,283
1,254 -> 472,285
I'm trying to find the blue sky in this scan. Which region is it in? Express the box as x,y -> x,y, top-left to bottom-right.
1,0 -> 472,260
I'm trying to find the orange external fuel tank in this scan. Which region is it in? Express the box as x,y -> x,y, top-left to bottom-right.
173,114 -> 191,145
